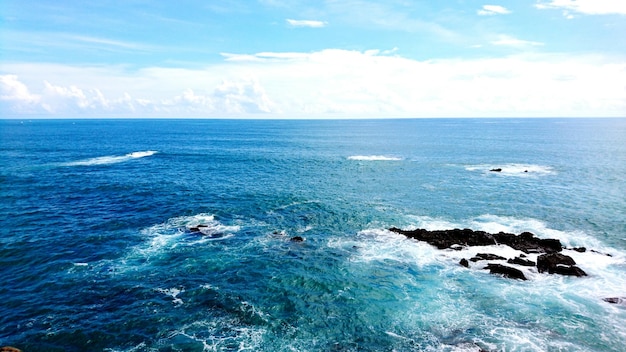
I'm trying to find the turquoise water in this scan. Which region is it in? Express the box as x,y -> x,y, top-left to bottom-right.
1,118 -> 625,351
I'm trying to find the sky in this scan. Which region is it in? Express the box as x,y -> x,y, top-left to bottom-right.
1,0 -> 625,118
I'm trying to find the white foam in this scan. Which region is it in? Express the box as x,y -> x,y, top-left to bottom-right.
355,215 -> 625,285
139,213 -> 240,250
349,229 -> 444,268
156,287 -> 184,306
102,214 -> 240,274
60,150 -> 158,166
348,155 -> 402,161
465,163 -> 554,176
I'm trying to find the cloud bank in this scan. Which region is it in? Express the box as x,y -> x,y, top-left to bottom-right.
2,49 -> 625,118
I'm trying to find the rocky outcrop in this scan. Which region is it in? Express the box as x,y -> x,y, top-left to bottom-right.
388,227 -> 496,249
388,228 -> 562,254
389,227 -> 590,279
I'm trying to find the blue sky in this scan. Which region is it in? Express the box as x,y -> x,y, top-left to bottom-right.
1,0 -> 625,117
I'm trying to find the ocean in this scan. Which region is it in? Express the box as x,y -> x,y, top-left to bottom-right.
1,118 -> 625,351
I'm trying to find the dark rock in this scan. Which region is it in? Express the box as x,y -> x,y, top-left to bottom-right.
537,253 -> 586,276
388,227 -> 496,249
470,253 -> 507,262
603,297 -> 625,304
388,227 -> 595,279
552,265 -> 587,277
537,253 -> 576,273
507,257 -> 536,267
493,231 -> 562,253
389,227 -> 562,254
591,249 -> 612,257
490,168 -> 502,172
290,236 -> 304,242
188,224 -> 209,232
571,247 -> 587,253
459,258 -> 469,267
484,264 -> 527,280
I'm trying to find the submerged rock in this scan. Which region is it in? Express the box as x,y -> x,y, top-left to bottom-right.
290,236 -> 304,242
470,253 -> 507,262
188,224 -> 209,233
490,168 -> 502,172
507,257 -> 536,267
603,297 -> 626,305
484,264 -> 527,280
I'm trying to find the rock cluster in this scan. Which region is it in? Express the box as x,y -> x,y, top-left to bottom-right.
389,227 -> 588,280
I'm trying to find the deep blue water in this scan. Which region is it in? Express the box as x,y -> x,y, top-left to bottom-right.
1,118 -> 625,351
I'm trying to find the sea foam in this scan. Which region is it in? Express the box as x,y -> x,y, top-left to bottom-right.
60,150 -> 158,166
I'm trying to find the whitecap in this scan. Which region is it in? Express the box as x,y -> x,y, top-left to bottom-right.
59,150 -> 158,166
138,213 -> 240,251
347,155 -> 402,161
100,213 -> 240,275
156,287 -> 184,306
465,163 -> 554,176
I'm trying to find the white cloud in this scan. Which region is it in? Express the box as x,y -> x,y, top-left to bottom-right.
1,50 -> 625,118
491,35 -> 544,47
1,75 -> 39,103
0,75 -> 41,113
286,19 -> 327,28
478,5 -> 512,16
535,0 -> 626,15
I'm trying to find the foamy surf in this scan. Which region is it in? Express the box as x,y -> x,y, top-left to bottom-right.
59,150 -> 158,166
335,216 -> 626,350
349,214 -> 625,283
104,213 -> 240,274
348,155 -> 402,161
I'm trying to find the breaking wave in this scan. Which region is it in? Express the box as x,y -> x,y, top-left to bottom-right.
60,150 -> 158,166
465,163 -> 554,176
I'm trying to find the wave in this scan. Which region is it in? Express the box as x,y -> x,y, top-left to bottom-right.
465,163 -> 554,176
348,155 -> 402,161
343,214 -> 624,286
60,150 -> 158,166
100,213 -> 240,275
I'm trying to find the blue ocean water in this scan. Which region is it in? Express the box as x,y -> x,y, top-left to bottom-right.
1,118 -> 625,351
